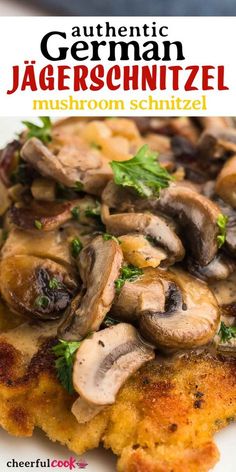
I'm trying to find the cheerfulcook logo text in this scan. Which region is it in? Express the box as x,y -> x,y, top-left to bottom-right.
6,457 -> 88,469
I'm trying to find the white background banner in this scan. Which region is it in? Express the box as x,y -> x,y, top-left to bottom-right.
0,16 -> 235,116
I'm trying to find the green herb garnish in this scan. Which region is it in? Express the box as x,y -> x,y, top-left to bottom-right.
103,316 -> 120,327
22,117 -> 52,144
110,145 -> 173,198
216,214 -> 228,248
11,160 -> 30,185
35,295 -> 50,309
84,201 -> 101,219
49,277 -> 61,290
74,181 -> 84,192
71,237 -> 83,258
34,219 -> 43,230
103,233 -> 120,244
52,339 -> 81,394
71,206 -> 80,220
218,322 -> 236,343
115,265 -> 143,292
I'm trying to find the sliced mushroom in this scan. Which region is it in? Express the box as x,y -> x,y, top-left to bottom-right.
0,140 -> 21,186
198,127 -> 236,160
139,268 -> 220,349
198,117 -> 235,129
215,154 -> 236,208
31,178 -> 56,201
119,234 -> 168,268
187,253 -> 235,282
58,235 -> 123,340
155,185 -> 221,265
0,255 -> 76,320
210,272 -> 236,320
102,180 -> 140,213
9,199 -> 78,232
102,207 -> 184,267
9,195 -> 101,232
111,268 -> 169,322
21,137 -> 112,196
72,323 -> 154,406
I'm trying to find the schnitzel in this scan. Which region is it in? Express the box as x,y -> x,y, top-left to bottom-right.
0,315 -> 235,472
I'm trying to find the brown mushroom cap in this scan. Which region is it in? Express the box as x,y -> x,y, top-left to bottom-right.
102,208 -> 185,267
9,200 -> 77,232
139,268 -> 220,349
155,185 -> 221,265
198,127 -> 236,160
0,255 -> 76,320
21,137 -> 112,196
58,235 -> 123,340
111,267 -> 169,322
9,196 -> 100,232
210,272 -> 236,309
215,155 -> 236,208
72,323 -> 154,406
187,253 -> 235,282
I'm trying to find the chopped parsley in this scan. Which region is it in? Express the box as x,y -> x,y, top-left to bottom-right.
11,160 -> 31,185
115,265 -> 143,292
35,295 -> 50,309
52,339 -> 81,394
84,201 -> 101,219
103,316 -> 120,327
34,219 -> 43,230
22,117 -> 52,144
49,277 -> 61,290
103,233 -> 120,244
71,237 -> 83,258
110,144 -> 173,198
71,206 -> 80,220
216,214 -> 228,248
218,322 -> 236,343
74,181 -> 84,192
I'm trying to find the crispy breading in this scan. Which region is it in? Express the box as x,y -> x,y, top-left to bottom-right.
0,329 -> 235,472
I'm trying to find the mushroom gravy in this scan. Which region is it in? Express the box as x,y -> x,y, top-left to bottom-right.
1,116 -> 236,413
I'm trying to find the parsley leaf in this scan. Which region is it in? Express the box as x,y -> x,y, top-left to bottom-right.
35,295 -> 50,309
71,237 -> 83,258
71,206 -> 80,220
103,233 -> 120,244
34,219 -> 43,230
84,201 -> 101,219
52,339 -> 81,394
74,181 -> 84,192
218,321 -> 236,343
48,277 -> 61,290
115,265 -> 143,292
216,214 -> 228,248
22,117 -> 52,144
110,145 -> 173,198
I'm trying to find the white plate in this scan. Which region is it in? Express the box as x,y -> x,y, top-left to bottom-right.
0,118 -> 235,472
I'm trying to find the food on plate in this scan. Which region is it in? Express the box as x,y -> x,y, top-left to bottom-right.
0,116 -> 236,471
